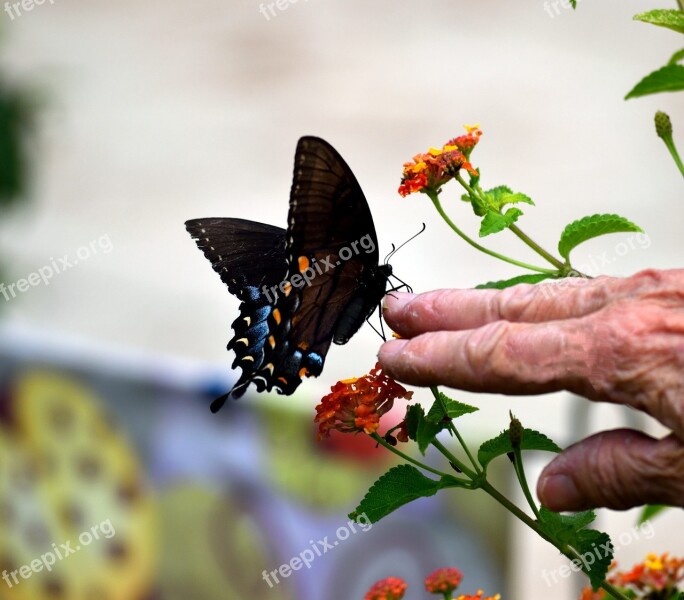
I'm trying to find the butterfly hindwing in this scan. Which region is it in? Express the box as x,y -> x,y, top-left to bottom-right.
185,218 -> 293,407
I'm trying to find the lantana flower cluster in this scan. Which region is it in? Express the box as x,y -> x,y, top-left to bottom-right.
579,553 -> 684,599
364,568 -> 500,600
398,125 -> 482,197
314,363 -> 413,440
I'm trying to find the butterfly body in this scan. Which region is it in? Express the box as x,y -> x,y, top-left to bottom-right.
186,137 -> 391,410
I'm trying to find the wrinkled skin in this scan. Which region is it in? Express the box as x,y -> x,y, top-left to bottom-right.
378,269 -> 684,511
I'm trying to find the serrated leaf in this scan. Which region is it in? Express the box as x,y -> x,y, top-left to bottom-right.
558,214 -> 643,260
538,508 -> 612,591
633,9 -> 684,34
415,405 -> 448,454
476,273 -> 556,290
668,48 -> 684,66
479,207 -> 523,237
538,507 -> 597,539
638,504 -> 669,524
484,186 -> 535,210
625,64 -> 684,99
577,529 -> 614,590
426,392 -> 479,422
349,464 -> 444,523
502,192 -> 534,206
484,185 -> 513,200
478,428 -> 561,470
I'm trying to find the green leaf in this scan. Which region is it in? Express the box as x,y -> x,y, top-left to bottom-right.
426,391 -> 479,422
484,185 -> 535,211
478,428 -> 561,470
476,273 -> 556,290
538,507 -> 597,540
538,508 -> 613,591
404,404 -> 422,441
633,9 -> 684,34
578,529 -> 614,590
479,207 -> 523,237
349,464 -> 445,523
638,504 -> 669,524
403,405 -> 447,454
625,64 -> 684,99
668,48 -> 684,66
569,0 -> 576,7
557,214 -> 643,260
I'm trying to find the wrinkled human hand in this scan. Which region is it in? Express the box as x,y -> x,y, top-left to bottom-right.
378,269 -> 684,511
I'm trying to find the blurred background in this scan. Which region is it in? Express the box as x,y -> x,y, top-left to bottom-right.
0,0 -> 682,598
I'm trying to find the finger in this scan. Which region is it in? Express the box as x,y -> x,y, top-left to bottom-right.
382,271 -> 661,338
378,319 -> 594,395
537,429 -> 684,511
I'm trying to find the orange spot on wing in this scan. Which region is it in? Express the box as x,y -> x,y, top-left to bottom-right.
298,256 -> 310,272
268,335 -> 276,349
299,367 -> 310,378
298,341 -> 309,351
278,377 -> 288,385
272,308 -> 282,325
284,282 -> 292,296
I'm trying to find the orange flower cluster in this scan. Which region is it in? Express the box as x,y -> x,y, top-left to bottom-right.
398,125 -> 482,197
314,363 -> 413,440
425,567 -> 463,595
364,576 -> 408,600
579,553 -> 684,599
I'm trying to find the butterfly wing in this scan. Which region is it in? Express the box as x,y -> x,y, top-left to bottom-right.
185,218 -> 286,294
186,218 -> 290,408
256,137 -> 390,393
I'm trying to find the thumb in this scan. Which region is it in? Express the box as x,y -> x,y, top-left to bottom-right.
537,429 -> 684,511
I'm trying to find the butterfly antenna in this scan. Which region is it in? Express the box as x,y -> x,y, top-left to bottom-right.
385,223 -> 426,264
383,244 -> 396,265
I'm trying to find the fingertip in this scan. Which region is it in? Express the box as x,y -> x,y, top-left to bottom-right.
537,471 -> 587,512
382,292 -> 415,314
377,339 -> 408,363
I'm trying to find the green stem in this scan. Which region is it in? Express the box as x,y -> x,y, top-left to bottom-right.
431,438 -> 477,480
480,481 -> 631,600
430,386 -> 481,474
427,191 -> 557,275
512,445 -> 541,520
369,433 -> 465,481
508,224 -> 566,270
678,0 -> 683,13
663,134 -> 684,179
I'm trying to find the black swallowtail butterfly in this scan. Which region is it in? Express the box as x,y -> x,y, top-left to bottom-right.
186,136 -> 393,412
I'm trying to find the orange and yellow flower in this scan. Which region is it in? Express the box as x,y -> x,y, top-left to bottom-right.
447,124 -> 483,158
455,591 -> 501,600
314,363 -> 413,440
398,125 -> 482,197
579,553 -> 684,599
364,576 -> 408,600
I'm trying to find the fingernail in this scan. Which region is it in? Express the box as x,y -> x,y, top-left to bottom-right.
382,292 -> 415,312
538,474 -> 583,511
